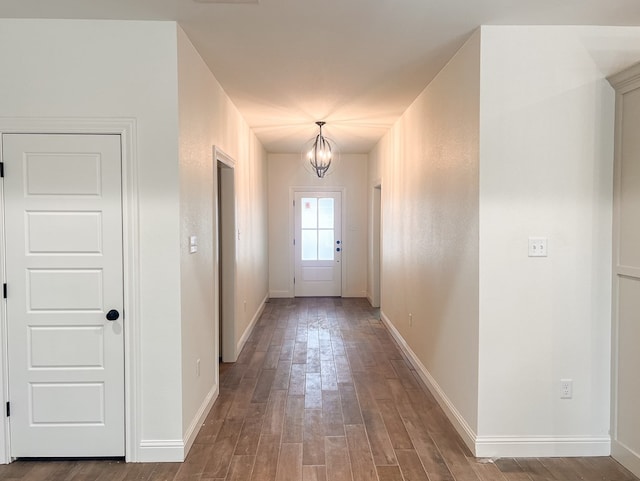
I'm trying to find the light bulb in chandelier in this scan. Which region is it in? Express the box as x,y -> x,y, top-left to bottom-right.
302,121 -> 339,178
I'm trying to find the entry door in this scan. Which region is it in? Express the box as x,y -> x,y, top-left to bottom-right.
294,192 -> 342,297
3,134 -> 125,457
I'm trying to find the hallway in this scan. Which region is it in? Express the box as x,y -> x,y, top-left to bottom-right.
0,297 -> 636,480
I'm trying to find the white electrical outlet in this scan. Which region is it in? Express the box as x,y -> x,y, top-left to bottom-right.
560,379 -> 573,399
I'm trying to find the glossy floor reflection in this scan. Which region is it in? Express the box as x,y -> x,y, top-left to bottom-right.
0,297 -> 636,481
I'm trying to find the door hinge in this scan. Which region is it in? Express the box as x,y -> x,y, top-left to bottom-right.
293,238 -> 295,246
6,402 -> 9,417
2,283 -> 6,299
293,276 -> 296,285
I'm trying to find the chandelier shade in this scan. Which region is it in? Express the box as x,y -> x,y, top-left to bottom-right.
302,121 -> 339,178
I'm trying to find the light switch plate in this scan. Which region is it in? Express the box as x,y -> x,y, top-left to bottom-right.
189,235 -> 198,254
528,237 -> 547,257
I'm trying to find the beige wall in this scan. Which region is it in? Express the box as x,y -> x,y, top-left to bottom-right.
476,26 -> 640,456
177,26 -> 269,452
0,19 -> 183,461
0,19 -> 269,463
370,25 -> 640,458
268,153 -> 368,298
369,31 -> 481,444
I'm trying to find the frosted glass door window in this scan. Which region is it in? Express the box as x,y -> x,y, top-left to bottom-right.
294,191 -> 341,297
301,197 -> 335,261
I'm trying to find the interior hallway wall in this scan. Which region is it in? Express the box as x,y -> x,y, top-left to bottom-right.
368,25 -> 640,457
268,153 -> 368,299
0,18 -> 270,462
476,25 -> 640,457
368,31 -> 481,444
177,26 -> 268,454
0,19 -> 183,461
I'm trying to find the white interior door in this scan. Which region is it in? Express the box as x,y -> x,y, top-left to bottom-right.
294,192 -> 342,297
3,133 -> 124,457
611,68 -> 640,477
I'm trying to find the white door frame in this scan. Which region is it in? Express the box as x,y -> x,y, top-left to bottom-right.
214,147 -> 237,362
289,186 -> 346,297
370,181 -> 382,308
609,64 -> 640,478
0,118 -> 140,463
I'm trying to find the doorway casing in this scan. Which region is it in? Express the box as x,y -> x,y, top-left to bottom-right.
215,147 -> 237,363
0,117 -> 140,463
370,182 -> 382,308
289,186 -> 346,298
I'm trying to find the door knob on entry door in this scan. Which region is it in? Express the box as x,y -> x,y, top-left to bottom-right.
106,309 -> 120,321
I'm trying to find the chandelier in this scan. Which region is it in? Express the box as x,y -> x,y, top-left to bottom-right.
302,121 -> 339,178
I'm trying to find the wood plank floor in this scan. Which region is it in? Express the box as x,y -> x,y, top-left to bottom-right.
0,297 -> 637,481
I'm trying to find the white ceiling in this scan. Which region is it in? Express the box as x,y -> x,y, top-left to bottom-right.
2,0 -> 640,153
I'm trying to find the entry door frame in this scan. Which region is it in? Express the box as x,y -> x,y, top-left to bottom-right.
289,186 -> 346,297
0,118 -> 140,463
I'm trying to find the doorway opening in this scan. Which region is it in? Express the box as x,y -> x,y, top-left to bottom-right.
215,148 -> 237,365
371,184 -> 381,308
293,191 -> 343,297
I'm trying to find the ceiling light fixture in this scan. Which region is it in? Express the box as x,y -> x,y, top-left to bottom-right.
303,121 -> 339,178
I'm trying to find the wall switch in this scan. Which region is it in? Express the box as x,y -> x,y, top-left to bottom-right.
528,237 -> 548,257
189,235 -> 198,254
560,379 -> 573,399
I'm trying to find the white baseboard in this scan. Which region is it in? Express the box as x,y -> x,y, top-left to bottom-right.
366,293 -> 380,308
182,383 -> 219,457
612,440 -> 640,478
476,435 -> 610,458
342,291 -> 367,298
380,309 -> 613,459
379,310 -> 477,453
137,439 -> 185,463
237,294 -> 268,355
269,290 -> 290,298
137,384 -> 220,463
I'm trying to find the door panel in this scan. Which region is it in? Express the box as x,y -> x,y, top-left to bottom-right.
611,68 -> 640,477
3,133 -> 124,457
294,192 -> 342,297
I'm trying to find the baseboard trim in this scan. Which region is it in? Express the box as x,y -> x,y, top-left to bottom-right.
379,310 -> 613,459
476,435 -> 610,458
612,440 -> 640,478
237,294 -> 268,355
137,439 -> 185,463
269,290 -> 290,298
182,383 -> 219,458
379,310 -> 477,454
366,293 -> 380,308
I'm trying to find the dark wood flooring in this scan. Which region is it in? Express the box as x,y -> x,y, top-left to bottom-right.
0,297 -> 636,480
